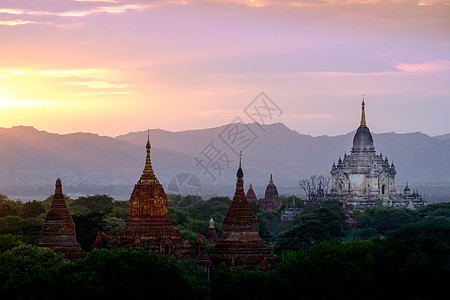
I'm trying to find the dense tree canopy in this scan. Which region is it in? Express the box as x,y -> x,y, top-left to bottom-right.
1,191 -> 450,299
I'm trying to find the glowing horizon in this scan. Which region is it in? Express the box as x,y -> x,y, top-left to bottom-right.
1,0 -> 449,137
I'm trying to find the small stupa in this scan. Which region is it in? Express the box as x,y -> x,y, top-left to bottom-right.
39,178 -> 85,261
210,154 -> 274,271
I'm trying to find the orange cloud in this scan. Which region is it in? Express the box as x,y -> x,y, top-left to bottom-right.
396,60 -> 450,73
63,81 -> 128,89
0,4 -> 151,18
0,20 -> 37,26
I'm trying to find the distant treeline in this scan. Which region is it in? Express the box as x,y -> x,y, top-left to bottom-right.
1,192 -> 450,299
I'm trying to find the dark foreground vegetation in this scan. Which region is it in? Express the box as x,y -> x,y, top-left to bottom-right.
1,192 -> 450,299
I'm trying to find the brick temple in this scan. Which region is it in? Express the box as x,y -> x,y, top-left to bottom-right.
39,178 -> 85,261
210,156 -> 274,272
114,133 -> 190,258
246,184 -> 258,203
205,218 -> 219,244
260,174 -> 282,210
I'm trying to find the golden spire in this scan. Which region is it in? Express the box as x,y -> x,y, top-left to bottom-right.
140,130 -> 157,184
360,95 -> 367,128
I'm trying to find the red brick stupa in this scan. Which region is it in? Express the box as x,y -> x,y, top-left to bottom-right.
210,155 -> 274,271
246,184 -> 258,203
114,133 -> 190,258
39,178 -> 85,261
260,174 -> 282,210
205,218 -> 219,244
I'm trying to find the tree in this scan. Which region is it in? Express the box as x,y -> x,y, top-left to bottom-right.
275,208 -> 343,253
72,212 -> 106,251
0,202 -> 18,217
103,216 -> 126,236
211,264 -> 287,300
277,240 -> 381,299
0,245 -> 70,299
20,200 -> 46,219
0,234 -> 22,253
0,193 -> 8,202
356,207 -> 419,235
299,175 -> 330,211
381,219 -> 450,299
71,194 -> 115,213
67,249 -> 206,299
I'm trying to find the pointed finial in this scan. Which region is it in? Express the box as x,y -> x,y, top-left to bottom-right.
270,173 -> 273,183
360,95 -> 367,128
239,151 -> 242,168
146,129 -> 151,150
141,132 -> 156,183
236,151 -> 243,179
55,178 -> 63,195
209,218 -> 215,228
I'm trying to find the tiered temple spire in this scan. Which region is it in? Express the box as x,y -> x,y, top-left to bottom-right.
360,96 -> 367,128
210,156 -> 274,271
114,134 -> 190,257
39,179 -> 84,261
140,130 -> 157,184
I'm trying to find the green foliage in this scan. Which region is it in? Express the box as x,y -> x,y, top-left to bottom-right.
72,212 -> 106,251
68,248 -> 207,299
277,240 -> 383,299
351,227 -> 378,240
275,207 -> 343,253
416,202 -> 450,220
381,219 -> 450,299
169,194 -> 204,209
0,234 -> 23,253
108,205 -> 128,220
168,196 -> 229,240
0,245 -> 70,299
20,200 -> 46,219
102,216 -> 126,236
0,216 -> 42,245
71,194 -> 115,213
0,201 -> 19,217
211,264 -> 287,300
356,207 -> 420,235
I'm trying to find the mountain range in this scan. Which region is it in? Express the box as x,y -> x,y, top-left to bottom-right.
0,123 -> 449,202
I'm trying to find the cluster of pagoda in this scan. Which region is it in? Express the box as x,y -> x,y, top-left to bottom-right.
38,100 -> 424,265
39,134 -> 275,272
245,175 -> 282,211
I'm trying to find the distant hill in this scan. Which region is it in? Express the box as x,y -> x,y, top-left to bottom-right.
1,124 -> 449,201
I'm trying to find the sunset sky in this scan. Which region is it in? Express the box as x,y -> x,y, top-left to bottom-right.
0,0 -> 449,137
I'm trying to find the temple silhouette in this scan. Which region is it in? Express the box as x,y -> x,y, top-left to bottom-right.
329,99 -> 425,209
114,132 -> 190,257
39,178 -> 85,261
209,155 -> 275,271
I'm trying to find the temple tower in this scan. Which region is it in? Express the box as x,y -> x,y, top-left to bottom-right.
39,178 -> 84,261
329,98 -> 424,209
210,155 -> 274,271
246,184 -> 258,203
205,218 -> 219,244
115,133 -> 189,257
260,174 -> 282,210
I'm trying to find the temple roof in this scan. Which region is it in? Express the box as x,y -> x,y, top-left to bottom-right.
222,158 -> 258,231
264,174 -> 279,199
246,184 -> 258,203
352,99 -> 374,152
139,131 -> 158,184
